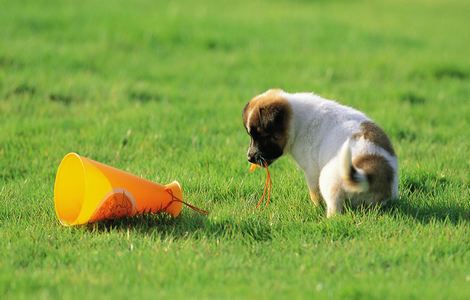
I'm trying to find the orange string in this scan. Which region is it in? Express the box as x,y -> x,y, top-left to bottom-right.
161,188 -> 209,215
256,161 -> 272,208
264,164 -> 272,208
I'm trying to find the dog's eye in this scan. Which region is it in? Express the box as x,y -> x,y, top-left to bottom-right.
250,129 -> 268,139
268,133 -> 282,140
257,133 -> 270,139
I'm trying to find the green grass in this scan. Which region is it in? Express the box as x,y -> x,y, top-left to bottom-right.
1,0 -> 470,298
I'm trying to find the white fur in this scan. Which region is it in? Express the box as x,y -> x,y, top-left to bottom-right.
279,91 -> 398,217
246,109 -> 254,134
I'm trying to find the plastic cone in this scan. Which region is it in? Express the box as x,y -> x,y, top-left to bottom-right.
53,153 -> 183,226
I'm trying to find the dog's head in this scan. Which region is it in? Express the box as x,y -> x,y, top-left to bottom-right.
242,89 -> 292,166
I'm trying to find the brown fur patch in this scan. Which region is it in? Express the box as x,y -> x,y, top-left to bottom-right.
353,154 -> 394,201
242,89 -> 292,151
353,121 -> 395,156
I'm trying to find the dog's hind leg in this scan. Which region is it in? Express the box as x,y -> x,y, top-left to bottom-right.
319,161 -> 346,218
321,182 -> 346,218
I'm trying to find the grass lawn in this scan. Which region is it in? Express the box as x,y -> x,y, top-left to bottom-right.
1,0 -> 469,298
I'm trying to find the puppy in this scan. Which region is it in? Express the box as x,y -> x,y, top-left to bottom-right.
242,89 -> 398,217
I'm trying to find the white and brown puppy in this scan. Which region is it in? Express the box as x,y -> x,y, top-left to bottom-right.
242,89 -> 398,217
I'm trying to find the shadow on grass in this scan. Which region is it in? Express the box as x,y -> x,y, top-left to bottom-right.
87,212 -> 273,242
383,199 -> 470,225
390,172 -> 470,224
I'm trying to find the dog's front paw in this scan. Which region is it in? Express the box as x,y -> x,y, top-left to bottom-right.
309,190 -> 322,206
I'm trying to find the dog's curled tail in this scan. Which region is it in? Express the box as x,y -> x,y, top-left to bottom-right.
339,138 -> 369,193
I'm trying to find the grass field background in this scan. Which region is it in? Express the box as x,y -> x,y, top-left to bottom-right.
1,0 -> 469,298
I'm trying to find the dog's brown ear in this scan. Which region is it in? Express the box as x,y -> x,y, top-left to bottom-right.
259,103 -> 290,134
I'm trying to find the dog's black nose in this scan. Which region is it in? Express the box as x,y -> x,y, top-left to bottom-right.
247,153 -> 258,164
